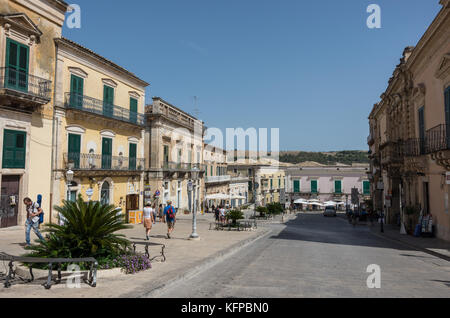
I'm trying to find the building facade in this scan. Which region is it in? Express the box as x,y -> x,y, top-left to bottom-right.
0,0 -> 68,227
286,164 -> 371,206
368,0 -> 450,241
256,165 -> 286,206
52,38 -> 148,222
204,145 -> 230,208
145,97 -> 205,213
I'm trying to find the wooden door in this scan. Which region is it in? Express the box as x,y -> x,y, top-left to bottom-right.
0,175 -> 20,228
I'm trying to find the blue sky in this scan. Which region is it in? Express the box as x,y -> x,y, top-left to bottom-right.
63,0 -> 442,151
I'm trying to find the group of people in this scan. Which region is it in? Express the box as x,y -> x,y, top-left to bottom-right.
143,200 -> 177,240
212,205 -> 227,223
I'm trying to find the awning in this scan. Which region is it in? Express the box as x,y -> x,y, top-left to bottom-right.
294,199 -> 308,204
205,193 -> 229,200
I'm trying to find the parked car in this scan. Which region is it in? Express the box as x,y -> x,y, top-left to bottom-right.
324,206 -> 337,217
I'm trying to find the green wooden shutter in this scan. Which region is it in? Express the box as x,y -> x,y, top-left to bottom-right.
335,180 -> 342,194
68,134 -> 81,169
129,143 -> 137,170
70,75 -> 83,108
293,180 -> 300,193
363,181 -> 370,195
130,97 -> 138,124
311,180 -> 318,193
5,38 -> 29,92
102,138 -> 112,169
103,85 -> 114,117
2,130 -> 26,169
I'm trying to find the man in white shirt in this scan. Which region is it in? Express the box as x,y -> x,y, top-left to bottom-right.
24,197 -> 45,246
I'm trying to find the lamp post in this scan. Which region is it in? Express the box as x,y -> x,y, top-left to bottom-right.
189,166 -> 200,240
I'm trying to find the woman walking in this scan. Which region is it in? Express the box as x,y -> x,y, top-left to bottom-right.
152,203 -> 157,224
143,201 -> 154,241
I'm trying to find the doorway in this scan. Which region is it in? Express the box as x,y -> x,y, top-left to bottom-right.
1,175 -> 20,228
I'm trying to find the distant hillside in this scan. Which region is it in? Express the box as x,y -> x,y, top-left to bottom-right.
279,150 -> 369,166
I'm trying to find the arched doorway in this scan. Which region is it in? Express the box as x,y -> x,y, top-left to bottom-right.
101,181 -> 110,205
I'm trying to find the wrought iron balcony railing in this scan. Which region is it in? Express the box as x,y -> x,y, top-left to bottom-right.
426,124 -> 450,153
64,93 -> 145,126
64,153 -> 144,171
0,67 -> 52,101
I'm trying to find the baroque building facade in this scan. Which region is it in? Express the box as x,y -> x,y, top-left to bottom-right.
0,0 -> 68,227
145,97 -> 205,213
368,0 -> 450,241
52,38 -> 148,221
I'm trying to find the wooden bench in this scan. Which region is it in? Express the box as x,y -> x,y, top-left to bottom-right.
0,252 -> 98,290
131,241 -> 166,262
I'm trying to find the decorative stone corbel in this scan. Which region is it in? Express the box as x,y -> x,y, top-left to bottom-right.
4,23 -> 10,36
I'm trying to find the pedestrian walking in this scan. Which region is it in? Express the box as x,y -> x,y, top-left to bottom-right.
143,201 -> 154,241
214,206 -> 220,222
163,200 -> 176,239
219,206 -> 226,224
24,197 -> 45,246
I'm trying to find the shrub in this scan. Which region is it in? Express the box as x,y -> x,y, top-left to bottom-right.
256,206 -> 269,216
26,196 -> 132,270
226,210 -> 245,225
266,202 -> 284,215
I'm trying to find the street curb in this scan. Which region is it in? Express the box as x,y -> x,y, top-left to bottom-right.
138,227 -> 273,298
369,229 -> 450,262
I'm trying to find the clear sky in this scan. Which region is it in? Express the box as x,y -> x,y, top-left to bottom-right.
63,0 -> 442,151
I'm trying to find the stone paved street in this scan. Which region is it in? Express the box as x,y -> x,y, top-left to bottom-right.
0,214 -> 265,298
154,212 -> 450,298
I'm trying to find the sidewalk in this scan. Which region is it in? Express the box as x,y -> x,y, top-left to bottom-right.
369,223 -> 450,261
0,214 -> 270,298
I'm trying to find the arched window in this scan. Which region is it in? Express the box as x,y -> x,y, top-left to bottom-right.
101,181 -> 110,205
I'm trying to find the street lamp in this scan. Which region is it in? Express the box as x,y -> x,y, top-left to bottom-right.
189,166 -> 200,240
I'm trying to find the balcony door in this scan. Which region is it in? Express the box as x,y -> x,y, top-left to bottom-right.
418,107 -> 426,154
129,143 -> 137,171
103,85 -> 114,118
5,38 -> 29,92
102,138 -> 112,169
70,75 -> 83,109
68,133 -> 81,169
130,97 -> 138,124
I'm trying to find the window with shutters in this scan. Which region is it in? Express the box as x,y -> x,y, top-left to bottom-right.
129,143 -> 137,170
311,180 -> 318,194
5,38 -> 29,92
70,75 -> 84,108
103,85 -> 114,118
363,181 -> 370,195
335,180 -> 342,194
2,129 -> 26,169
293,180 -> 300,193
130,97 -> 138,124
418,107 -> 425,155
68,133 -> 81,169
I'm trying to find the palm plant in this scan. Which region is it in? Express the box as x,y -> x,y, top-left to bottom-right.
27,196 -> 131,262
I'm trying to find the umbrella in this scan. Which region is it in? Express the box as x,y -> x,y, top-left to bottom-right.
294,199 -> 308,204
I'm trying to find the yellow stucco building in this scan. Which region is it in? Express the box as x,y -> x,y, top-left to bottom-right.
0,0 -> 68,228
51,37 -> 149,223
